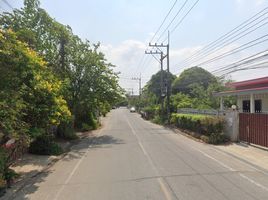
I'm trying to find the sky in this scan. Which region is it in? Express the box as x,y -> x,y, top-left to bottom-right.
1,0 -> 268,94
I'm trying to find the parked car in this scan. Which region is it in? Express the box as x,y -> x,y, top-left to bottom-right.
130,107 -> 136,112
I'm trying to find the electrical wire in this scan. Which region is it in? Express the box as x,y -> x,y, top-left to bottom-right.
150,0 -> 178,43
211,49 -> 268,74
219,61 -> 268,78
156,0 -> 189,43
135,0 -> 180,75
162,0 -> 200,43
175,6 -> 268,69
2,0 -> 13,10
180,13 -> 268,67
196,34 -> 268,66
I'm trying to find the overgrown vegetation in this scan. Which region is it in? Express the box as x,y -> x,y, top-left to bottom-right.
0,0 -> 123,190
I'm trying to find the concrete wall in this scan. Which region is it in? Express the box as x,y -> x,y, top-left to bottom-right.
224,110 -> 239,142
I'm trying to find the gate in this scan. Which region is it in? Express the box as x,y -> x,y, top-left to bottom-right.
239,113 -> 268,147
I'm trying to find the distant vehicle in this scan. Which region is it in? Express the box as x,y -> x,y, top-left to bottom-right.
112,106 -> 116,109
130,107 -> 136,112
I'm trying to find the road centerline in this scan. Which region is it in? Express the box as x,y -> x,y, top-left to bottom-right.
125,116 -> 176,200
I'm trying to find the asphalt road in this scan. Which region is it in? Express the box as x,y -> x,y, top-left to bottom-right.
11,108 -> 268,200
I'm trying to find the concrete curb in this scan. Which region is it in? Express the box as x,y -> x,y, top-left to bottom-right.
2,141 -> 75,200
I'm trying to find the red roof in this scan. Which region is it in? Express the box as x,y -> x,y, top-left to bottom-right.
214,86 -> 268,96
229,76 -> 268,88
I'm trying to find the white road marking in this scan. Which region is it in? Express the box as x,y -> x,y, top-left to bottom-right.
193,148 -> 268,192
213,147 -> 268,176
126,117 -> 174,200
53,128 -> 104,200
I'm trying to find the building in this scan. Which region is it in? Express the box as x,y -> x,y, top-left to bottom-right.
215,76 -> 268,148
215,76 -> 268,113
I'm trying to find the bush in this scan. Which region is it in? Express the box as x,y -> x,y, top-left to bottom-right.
81,123 -> 93,131
142,105 -> 160,120
75,112 -> 99,131
0,147 -> 19,194
208,133 -> 228,144
0,148 -> 7,192
152,115 -> 162,124
171,113 -> 225,135
29,135 -> 63,155
57,120 -> 78,140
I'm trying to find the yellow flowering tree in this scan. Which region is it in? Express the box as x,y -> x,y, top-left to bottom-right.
0,29 -> 71,140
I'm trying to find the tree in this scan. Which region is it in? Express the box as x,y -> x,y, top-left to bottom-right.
0,0 -> 123,130
0,29 -> 71,140
146,70 -> 176,103
172,66 -> 217,95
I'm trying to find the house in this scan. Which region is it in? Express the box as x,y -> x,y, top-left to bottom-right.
215,76 -> 268,113
215,76 -> 268,148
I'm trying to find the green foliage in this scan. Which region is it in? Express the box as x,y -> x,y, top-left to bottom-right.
207,133 -> 228,144
152,115 -> 162,124
172,67 -> 217,95
0,147 -> 19,192
171,113 -> 225,135
0,148 -> 7,179
29,135 -> 63,155
0,0 -> 122,139
142,105 -> 160,120
170,93 -> 193,112
0,29 -> 71,139
146,70 -> 176,102
57,119 -> 78,140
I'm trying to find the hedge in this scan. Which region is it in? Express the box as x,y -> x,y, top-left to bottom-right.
171,113 -> 227,144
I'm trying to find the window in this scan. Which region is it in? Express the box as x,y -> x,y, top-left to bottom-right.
242,100 -> 250,113
255,99 -> 262,113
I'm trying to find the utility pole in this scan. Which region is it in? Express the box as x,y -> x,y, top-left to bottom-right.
145,50 -> 165,121
148,35 -> 171,123
132,74 -> 142,97
166,31 -> 171,123
132,74 -> 142,112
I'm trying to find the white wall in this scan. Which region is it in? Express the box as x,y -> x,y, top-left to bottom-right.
237,93 -> 268,113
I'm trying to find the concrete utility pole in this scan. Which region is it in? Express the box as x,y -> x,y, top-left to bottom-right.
145,50 -> 165,121
148,32 -> 171,123
132,74 -> 142,97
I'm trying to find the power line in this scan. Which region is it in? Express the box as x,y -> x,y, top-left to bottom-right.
156,0 -> 189,43
2,0 -> 14,10
219,61 -> 268,78
162,0 -> 200,43
135,0 -> 180,75
175,6 -> 268,68
150,0 -> 178,43
211,49 -> 268,74
196,34 -> 268,67
179,10 -> 268,67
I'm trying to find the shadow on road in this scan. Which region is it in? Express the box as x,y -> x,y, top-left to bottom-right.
2,134 -> 124,200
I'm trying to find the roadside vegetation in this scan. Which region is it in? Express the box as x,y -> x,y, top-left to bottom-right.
171,114 -> 227,144
0,0 -> 123,191
132,67 -> 234,144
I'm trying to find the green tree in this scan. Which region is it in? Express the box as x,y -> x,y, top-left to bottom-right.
0,0 -> 123,130
172,66 -> 217,95
0,29 -> 71,140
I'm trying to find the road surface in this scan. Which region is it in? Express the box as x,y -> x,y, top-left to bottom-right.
10,108 -> 268,200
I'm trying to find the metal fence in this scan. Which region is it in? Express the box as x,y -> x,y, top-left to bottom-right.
239,113 -> 268,148
177,108 -> 224,116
